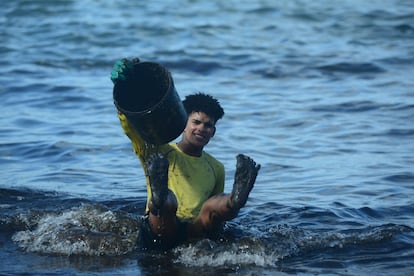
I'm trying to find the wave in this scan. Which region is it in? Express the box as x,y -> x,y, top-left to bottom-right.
3,198 -> 411,270
11,204 -> 139,256
174,223 -> 413,268
315,62 -> 385,74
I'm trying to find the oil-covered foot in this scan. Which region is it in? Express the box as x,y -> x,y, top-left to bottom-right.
146,153 -> 169,211
229,154 -> 260,210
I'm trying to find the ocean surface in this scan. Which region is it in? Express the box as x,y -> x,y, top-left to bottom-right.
1,0 -> 414,275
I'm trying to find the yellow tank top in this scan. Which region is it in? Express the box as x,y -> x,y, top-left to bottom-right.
118,113 -> 225,220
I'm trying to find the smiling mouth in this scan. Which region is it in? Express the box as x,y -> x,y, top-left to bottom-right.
194,133 -> 206,140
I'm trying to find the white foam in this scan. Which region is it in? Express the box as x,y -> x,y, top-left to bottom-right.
12,204 -> 139,256
174,240 -> 279,267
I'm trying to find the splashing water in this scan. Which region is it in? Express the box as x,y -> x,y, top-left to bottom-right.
12,204 -> 139,256
173,223 -> 413,268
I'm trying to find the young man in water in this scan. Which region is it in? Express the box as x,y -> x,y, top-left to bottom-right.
112,59 -> 260,249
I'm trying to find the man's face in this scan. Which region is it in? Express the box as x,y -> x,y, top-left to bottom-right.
182,111 -> 216,149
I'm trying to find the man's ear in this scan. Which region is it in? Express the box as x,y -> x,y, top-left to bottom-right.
211,126 -> 216,137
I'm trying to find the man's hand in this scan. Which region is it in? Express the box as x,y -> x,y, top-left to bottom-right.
110,58 -> 140,84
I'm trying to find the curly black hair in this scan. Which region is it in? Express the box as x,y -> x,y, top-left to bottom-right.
182,93 -> 224,123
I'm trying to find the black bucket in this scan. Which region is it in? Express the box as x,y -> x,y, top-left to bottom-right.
113,61 -> 187,145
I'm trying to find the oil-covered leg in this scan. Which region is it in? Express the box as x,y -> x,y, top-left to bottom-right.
228,154 -> 261,210
145,153 -> 178,241
189,154 -> 260,238
146,153 -> 170,213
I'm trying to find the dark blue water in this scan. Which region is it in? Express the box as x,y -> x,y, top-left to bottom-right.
1,0 -> 414,275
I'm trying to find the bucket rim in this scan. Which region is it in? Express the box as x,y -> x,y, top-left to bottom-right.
113,62 -> 180,116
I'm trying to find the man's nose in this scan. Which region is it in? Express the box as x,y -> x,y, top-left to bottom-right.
198,124 -> 208,132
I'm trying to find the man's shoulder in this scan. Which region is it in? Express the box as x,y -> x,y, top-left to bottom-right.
160,143 -> 178,158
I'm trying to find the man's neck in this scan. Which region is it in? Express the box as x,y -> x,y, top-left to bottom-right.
177,141 -> 202,157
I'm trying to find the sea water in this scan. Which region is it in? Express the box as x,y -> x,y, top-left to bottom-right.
1,0 -> 414,275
